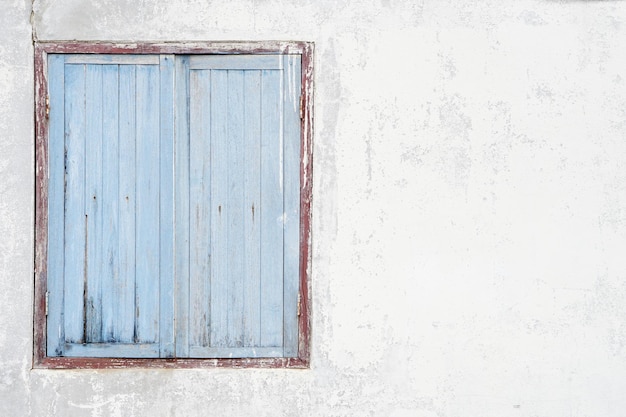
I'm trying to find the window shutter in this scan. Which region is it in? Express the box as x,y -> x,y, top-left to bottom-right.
46,54 -> 175,358
175,55 -> 302,358
47,52 -> 301,359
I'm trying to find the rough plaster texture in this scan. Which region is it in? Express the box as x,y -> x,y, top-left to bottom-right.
2,0 -> 626,415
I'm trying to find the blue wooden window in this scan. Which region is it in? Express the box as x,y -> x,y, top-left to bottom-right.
46,53 -> 302,359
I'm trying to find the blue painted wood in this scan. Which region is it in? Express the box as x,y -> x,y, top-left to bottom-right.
189,69 -> 211,350
260,68 -> 284,348
174,55 -> 191,357
189,55 -> 282,70
134,64 -> 160,344
183,54 -> 301,357
64,342 -> 160,358
243,70 -> 262,348
63,63 -> 87,344
47,54 -> 66,356
85,64 -> 104,343
159,55 -> 176,358
117,64 -> 138,344
55,56 -> 170,356
209,69 -> 230,348
188,346 -> 283,359
48,52 -> 302,359
65,55 -> 160,65
100,64 -> 120,342
282,55 -> 302,357
227,69 -> 246,348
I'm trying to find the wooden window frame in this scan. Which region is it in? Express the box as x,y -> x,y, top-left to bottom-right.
33,41 -> 313,369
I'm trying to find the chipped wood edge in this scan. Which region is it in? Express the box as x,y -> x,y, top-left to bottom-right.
34,41 -> 311,55
33,42 -> 49,368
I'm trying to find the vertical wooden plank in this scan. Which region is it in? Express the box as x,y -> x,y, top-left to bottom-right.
159,55 -> 175,357
189,69 -> 211,350
282,55 -> 301,356
243,70 -> 262,348
174,55 -> 190,356
227,70 -> 245,348
84,64 -> 104,343
117,64 -> 137,343
210,69 -> 229,348
135,64 -> 160,343
63,63 -> 87,344
47,54 -> 66,356
101,64 -> 120,342
259,69 -> 284,347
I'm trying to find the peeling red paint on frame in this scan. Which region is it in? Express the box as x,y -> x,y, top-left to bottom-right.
34,42 -> 50,368
33,41 -> 314,369
298,41 -> 314,368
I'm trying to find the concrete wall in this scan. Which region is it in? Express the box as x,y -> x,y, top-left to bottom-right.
3,0 -> 626,415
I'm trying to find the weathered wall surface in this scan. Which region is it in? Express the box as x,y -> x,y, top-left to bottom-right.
3,0 -> 626,415
0,0 -> 35,416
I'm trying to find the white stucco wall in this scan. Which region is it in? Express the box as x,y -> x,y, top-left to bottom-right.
3,0 -> 626,415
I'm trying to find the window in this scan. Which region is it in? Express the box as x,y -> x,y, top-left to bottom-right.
34,42 -> 313,368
